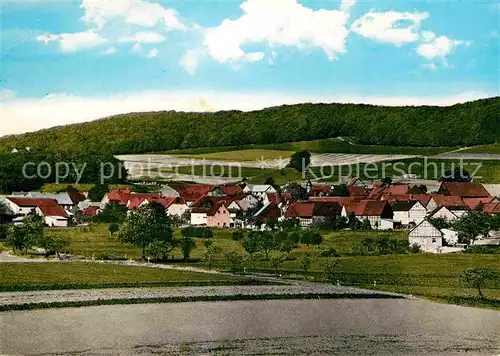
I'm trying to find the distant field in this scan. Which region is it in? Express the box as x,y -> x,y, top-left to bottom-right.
0,263 -> 246,291
163,138 -> 457,156
42,183 -> 130,193
174,149 -> 294,161
157,157 -> 500,184
460,143 -> 500,154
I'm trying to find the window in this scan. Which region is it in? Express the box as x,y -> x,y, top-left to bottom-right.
432,238 -> 436,243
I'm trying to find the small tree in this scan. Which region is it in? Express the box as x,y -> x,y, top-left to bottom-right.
204,242 -> 221,269
7,213 -> 44,253
109,222 -> 120,235
95,201 -> 128,223
268,252 -> 287,276
231,231 -> 245,241
454,212 -> 491,245
288,151 -> 311,172
242,231 -> 276,260
285,183 -> 308,201
460,268 -> 496,298
323,258 -> 339,283
118,203 -> 174,259
297,254 -> 312,277
180,237 -> 197,261
300,231 -> 322,246
145,240 -> 174,262
88,183 -> 109,202
37,234 -> 69,259
224,250 -> 242,272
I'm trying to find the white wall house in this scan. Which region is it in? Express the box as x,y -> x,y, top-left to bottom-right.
393,201 -> 427,226
430,207 -> 458,221
190,211 -> 207,226
408,220 -> 443,253
243,185 -> 276,198
167,203 -> 190,217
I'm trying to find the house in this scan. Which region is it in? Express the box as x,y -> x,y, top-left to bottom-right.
190,196 -> 232,227
82,206 -> 100,217
127,195 -> 189,217
463,197 -> 498,210
408,220 -> 443,253
101,189 -> 132,207
253,202 -> 283,228
171,184 -> 214,206
392,201 -> 427,226
243,184 -> 277,198
348,186 -> 370,197
307,184 -> 332,197
160,185 -> 181,197
35,201 -> 69,227
429,206 -> 458,221
354,200 -> 394,229
26,192 -> 75,212
285,202 -> 342,228
265,192 -> 292,206
6,197 -> 69,227
438,182 -> 491,198
426,196 -> 468,217
441,228 -> 459,245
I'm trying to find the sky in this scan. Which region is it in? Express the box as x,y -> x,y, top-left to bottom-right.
1,0 -> 499,136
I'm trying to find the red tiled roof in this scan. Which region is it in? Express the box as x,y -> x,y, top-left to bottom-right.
463,197 -> 496,210
83,206 -> 100,216
219,185 -> 244,196
148,197 -> 179,209
126,194 -> 161,210
439,182 -> 491,198
267,193 -> 292,204
432,196 -> 468,210
348,186 -> 370,197
107,189 -> 132,205
383,185 -> 411,196
309,196 -> 362,206
37,203 -> 68,217
285,202 -> 315,218
68,191 -> 86,204
355,200 -> 392,217
483,203 -> 500,214
172,184 -> 214,201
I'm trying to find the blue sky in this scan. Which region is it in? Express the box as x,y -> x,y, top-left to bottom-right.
1,0 -> 499,136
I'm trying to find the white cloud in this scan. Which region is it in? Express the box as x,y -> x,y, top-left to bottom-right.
416,33 -> 466,60
36,30 -> 106,52
2,90 -> 495,137
422,62 -> 437,70
1,89 -> 16,101
118,31 -> 166,43
203,0 -> 353,64
102,46 -> 118,55
181,49 -> 202,74
81,0 -> 185,30
340,0 -> 356,12
351,11 -> 429,46
146,48 -> 159,58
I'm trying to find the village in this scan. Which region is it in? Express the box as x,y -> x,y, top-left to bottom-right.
2,177 -> 500,254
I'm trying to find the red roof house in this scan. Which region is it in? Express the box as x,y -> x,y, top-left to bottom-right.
438,182 -> 491,198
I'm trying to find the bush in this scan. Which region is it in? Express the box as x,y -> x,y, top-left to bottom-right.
409,243 -> 421,254
300,231 -> 323,246
319,248 -> 340,257
465,245 -> 500,254
109,222 -> 120,235
231,231 -> 245,241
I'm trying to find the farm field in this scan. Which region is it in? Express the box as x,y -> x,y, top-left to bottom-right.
3,225 -> 499,307
173,149 -> 294,161
163,138 -> 457,156
0,263 -> 247,292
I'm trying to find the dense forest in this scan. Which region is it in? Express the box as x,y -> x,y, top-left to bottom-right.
0,97 -> 499,156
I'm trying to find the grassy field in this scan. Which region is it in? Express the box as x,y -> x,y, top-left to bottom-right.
460,142 -> 500,154
42,183 -> 130,193
6,225 -> 500,307
174,149 -> 294,161
163,138 -> 457,156
0,262 -> 248,291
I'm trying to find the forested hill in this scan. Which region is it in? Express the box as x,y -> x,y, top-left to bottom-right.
1,97 -> 499,155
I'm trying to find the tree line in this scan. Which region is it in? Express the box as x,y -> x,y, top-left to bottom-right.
1,97 -> 498,156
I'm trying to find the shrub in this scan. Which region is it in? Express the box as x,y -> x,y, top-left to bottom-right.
319,248 -> 340,257
231,231 -> 245,241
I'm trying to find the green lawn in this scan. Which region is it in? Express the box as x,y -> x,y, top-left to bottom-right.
162,138 -> 456,156
42,183 -> 130,193
0,262 -> 248,291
